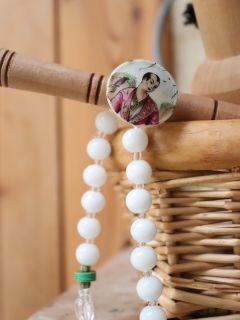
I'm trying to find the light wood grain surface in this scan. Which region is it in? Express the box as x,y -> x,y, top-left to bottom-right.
1,1 -> 167,319
106,120 -> 240,171
0,1 -> 61,320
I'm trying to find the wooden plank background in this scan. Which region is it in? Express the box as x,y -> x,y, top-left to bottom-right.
0,1 -> 60,320
0,0 -> 166,319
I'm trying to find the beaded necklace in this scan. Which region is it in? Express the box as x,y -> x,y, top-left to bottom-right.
74,60 -> 178,320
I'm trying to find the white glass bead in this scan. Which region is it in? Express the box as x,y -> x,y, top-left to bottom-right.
126,160 -> 152,184
77,217 -> 101,240
130,246 -> 157,272
126,188 -> 151,214
75,243 -> 100,266
81,190 -> 105,213
136,276 -> 163,301
87,137 -> 111,160
122,128 -> 148,153
130,219 -> 157,243
140,306 -> 166,320
95,111 -> 118,135
83,164 -> 107,188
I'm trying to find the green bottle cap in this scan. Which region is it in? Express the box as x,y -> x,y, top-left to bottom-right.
74,270 -> 96,283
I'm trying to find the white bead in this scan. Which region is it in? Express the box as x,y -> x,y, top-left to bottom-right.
126,188 -> 151,214
81,190 -> 105,213
131,219 -> 157,243
77,217 -> 101,240
126,160 -> 152,184
122,128 -> 148,153
130,246 -> 157,272
136,276 -> 163,301
75,243 -> 100,266
140,306 -> 166,320
95,111 -> 118,135
87,137 -> 111,160
83,164 -> 107,188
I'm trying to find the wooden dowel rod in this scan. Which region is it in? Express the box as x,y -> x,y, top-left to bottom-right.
164,287 -> 240,311
184,226 -> 240,236
208,181 -> 240,189
187,239 -> 240,247
0,48 -> 107,106
183,253 -> 240,264
155,219 -> 208,231
159,293 -> 203,316
178,200 -> 240,210
152,171 -> 215,181
158,190 -> 178,266
157,260 -> 220,274
173,190 -> 240,199
151,207 -> 216,218
178,213 -> 240,222
191,268 -> 240,279
156,232 -> 206,242
215,293 -> 240,301
152,197 -> 204,205
194,276 -> 240,287
154,269 -> 194,284
158,172 -> 240,190
169,280 -> 238,291
1,48 -> 240,121
156,245 -> 223,255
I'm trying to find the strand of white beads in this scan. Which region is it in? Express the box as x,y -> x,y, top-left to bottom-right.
74,111 -> 118,320
122,127 -> 166,320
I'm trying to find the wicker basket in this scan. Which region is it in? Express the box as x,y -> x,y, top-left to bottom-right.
107,122 -> 240,320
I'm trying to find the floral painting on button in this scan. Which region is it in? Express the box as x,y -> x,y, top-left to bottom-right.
106,60 -> 178,127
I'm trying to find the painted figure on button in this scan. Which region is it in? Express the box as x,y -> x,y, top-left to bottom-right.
109,72 -> 160,126
107,60 -> 178,127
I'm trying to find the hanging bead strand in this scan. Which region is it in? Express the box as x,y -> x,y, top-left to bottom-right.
74,111 -> 118,320
122,127 -> 166,320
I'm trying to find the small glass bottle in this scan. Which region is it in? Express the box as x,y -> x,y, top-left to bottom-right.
74,266 -> 96,320
74,284 -> 95,320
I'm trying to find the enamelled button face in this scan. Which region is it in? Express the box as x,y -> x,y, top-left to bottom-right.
106,60 -> 178,128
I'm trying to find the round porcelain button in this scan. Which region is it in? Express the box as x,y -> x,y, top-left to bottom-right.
106,60 -> 177,127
